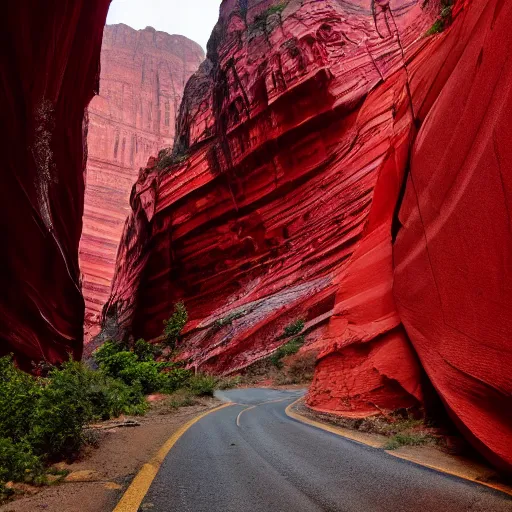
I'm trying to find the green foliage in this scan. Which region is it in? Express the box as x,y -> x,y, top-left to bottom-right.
29,361 -> 95,459
83,370 -> 147,419
282,319 -> 305,338
186,374 -> 217,396
163,302 -> 188,349
133,338 -> 156,362
384,432 -> 434,450
0,355 -> 148,491
425,0 -> 454,36
0,438 -> 43,484
157,150 -> 188,170
94,341 -> 191,395
0,357 -> 41,443
270,335 -> 306,368
249,2 -> 288,34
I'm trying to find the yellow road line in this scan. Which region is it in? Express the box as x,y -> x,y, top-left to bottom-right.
285,398 -> 512,497
113,402 -> 234,512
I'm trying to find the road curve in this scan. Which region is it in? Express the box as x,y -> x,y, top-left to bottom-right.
140,388 -> 511,511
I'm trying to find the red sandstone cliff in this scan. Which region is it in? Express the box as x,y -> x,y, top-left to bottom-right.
105,0 -> 511,470
80,25 -> 204,342
0,0 -> 111,368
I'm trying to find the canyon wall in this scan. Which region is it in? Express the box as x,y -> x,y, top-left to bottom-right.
0,0 -> 111,368
105,0 -> 511,470
80,25 -> 204,341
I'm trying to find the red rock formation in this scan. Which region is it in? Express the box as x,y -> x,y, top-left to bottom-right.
0,0 -> 110,368
105,0 -> 512,470
105,1 -> 436,393
394,0 -> 512,472
80,25 -> 204,341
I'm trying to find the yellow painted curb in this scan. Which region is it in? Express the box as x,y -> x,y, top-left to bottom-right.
285,398 -> 512,497
285,398 -> 383,448
387,451 -> 512,497
113,402 -> 234,512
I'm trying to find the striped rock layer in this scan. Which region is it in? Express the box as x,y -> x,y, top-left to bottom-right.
80,24 -> 204,342
105,0 -> 512,471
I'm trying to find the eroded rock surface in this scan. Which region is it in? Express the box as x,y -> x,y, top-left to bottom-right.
105,0 -> 511,470
80,25 -> 204,341
0,0 -> 111,367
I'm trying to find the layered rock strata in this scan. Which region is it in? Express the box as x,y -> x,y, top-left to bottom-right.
80,25 -> 204,341
0,0 -> 111,367
105,0 -> 512,470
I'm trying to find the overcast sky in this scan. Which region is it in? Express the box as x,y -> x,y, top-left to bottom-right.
106,0 -> 222,52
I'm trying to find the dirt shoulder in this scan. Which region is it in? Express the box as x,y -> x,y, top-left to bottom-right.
0,396 -> 221,512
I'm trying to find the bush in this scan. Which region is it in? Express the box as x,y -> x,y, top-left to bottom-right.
270,335 -> 305,368
163,302 -> 188,349
94,343 -> 191,395
0,356 -> 41,443
186,374 -> 217,396
0,438 -> 43,484
0,355 -> 149,490
384,432 -> 434,450
29,361 -> 96,460
133,338 -> 156,362
282,319 -> 305,338
84,370 -> 147,419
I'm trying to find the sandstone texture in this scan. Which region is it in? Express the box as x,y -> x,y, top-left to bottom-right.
0,0 -> 111,368
105,0 -> 511,470
80,25 -> 204,341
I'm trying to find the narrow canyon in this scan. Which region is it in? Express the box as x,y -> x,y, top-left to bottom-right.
1,0 -> 510,477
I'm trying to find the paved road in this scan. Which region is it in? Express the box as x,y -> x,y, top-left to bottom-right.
140,388 -> 511,511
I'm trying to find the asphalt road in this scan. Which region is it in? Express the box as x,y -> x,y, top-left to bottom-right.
140,388 -> 511,511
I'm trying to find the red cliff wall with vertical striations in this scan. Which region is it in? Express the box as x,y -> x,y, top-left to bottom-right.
80,24 -> 204,341
105,0 -> 512,470
0,0 -> 111,368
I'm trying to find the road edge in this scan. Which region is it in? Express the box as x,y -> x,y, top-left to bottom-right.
113,402 -> 234,512
285,397 -> 512,497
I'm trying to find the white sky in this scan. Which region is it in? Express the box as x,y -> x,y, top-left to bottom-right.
106,0 -> 223,52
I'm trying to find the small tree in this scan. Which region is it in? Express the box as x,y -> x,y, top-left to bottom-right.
163,301 -> 188,349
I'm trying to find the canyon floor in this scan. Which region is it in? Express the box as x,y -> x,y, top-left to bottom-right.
138,389 -> 511,512
2,388 -> 511,512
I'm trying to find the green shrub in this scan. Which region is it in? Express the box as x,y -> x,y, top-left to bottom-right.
163,302 -> 188,349
29,361 -> 96,460
84,370 -> 147,419
160,367 -> 193,394
93,340 -> 125,368
94,340 -> 192,395
133,339 -> 156,362
270,335 -> 305,368
384,432 -> 434,450
425,0 -> 454,36
0,438 -> 43,484
0,356 -> 41,443
282,319 -> 305,338
186,374 -> 217,396
249,2 -> 288,34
